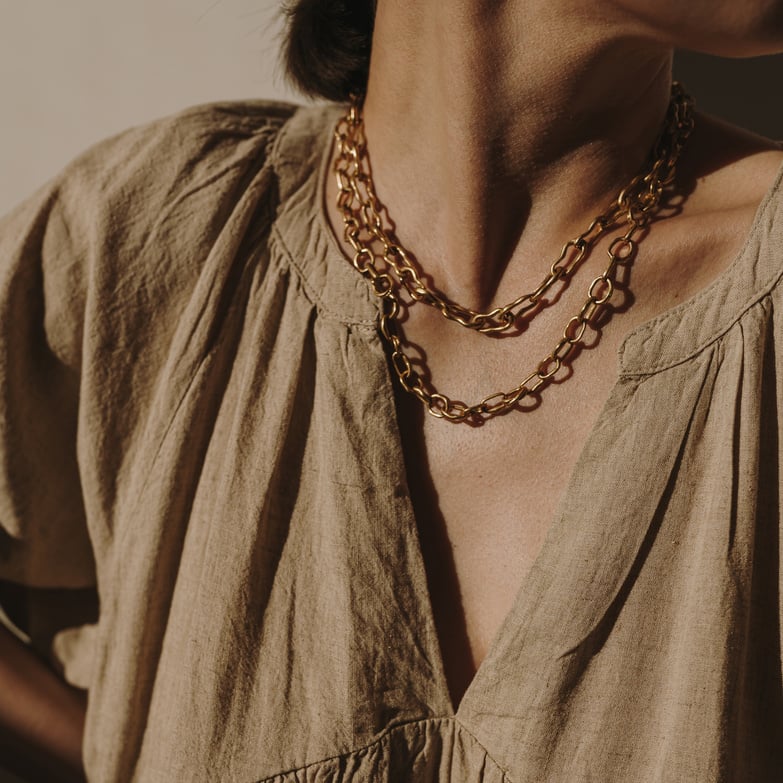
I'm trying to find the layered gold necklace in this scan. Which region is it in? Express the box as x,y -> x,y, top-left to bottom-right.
333,84 -> 694,422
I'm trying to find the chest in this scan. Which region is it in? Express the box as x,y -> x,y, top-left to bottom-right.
392,308 -> 625,705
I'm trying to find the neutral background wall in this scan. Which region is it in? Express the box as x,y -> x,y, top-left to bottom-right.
0,2 -> 782,781
0,0 -> 297,217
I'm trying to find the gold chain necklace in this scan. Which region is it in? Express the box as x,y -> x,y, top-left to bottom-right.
334,84 -> 694,422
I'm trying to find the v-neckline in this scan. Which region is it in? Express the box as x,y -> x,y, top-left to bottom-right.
300,100 -> 783,722
384,365 -> 634,718
307,111 -> 633,715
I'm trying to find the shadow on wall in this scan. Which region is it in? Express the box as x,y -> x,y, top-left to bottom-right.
674,50 -> 783,138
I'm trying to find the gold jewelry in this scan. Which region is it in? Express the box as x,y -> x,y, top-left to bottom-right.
334,84 -> 694,422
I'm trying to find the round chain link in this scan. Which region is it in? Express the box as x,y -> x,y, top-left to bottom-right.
334,84 -> 694,422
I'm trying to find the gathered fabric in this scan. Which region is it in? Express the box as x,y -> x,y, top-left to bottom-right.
0,101 -> 782,782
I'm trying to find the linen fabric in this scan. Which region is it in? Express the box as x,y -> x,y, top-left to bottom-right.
0,101 -> 782,782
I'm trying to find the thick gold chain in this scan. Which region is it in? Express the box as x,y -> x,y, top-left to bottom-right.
334,84 -> 694,422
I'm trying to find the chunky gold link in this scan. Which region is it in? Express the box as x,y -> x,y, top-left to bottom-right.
335,84 -> 694,421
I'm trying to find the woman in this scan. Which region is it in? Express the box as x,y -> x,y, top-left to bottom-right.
1,0 -> 783,780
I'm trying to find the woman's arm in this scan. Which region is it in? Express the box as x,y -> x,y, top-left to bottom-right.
0,623 -> 86,783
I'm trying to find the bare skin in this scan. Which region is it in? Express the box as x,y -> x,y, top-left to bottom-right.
0,622 -> 86,782
325,0 -> 783,708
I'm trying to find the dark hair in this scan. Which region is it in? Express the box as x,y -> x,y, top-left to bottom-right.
282,0 -> 376,103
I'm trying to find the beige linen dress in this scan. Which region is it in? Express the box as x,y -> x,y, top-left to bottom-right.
0,101 -> 782,782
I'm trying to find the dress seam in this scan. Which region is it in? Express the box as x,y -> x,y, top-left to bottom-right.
252,716 -> 514,782
619,289 -> 776,378
266,103 -> 380,329
269,223 -> 379,328
453,716 -> 516,783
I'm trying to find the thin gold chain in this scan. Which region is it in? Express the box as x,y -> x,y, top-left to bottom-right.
334,84 -> 694,422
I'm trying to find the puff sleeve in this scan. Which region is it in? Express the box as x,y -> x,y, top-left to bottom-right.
0,101 -> 293,595
0,178 -> 94,589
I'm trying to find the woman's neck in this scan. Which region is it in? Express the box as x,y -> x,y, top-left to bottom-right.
360,0 -> 675,308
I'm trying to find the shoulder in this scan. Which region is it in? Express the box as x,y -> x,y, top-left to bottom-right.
0,98 -> 323,294
647,112 -> 783,310
621,112 -> 783,371
676,112 -> 783,228
1,99 -> 307,262
46,100 -> 302,224
73,98 -> 299,168
0,99 -> 338,374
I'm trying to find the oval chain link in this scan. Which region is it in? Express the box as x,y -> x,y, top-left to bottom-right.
334,85 -> 694,422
